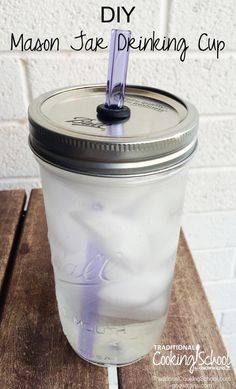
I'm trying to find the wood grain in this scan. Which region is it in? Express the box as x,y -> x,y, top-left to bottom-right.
0,190 -> 26,295
118,231 -> 236,389
0,189 -> 108,389
1,189 -> 235,388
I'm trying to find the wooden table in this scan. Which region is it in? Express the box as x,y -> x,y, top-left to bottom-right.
0,189 -> 235,389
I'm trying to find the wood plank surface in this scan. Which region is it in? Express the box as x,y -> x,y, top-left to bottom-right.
0,190 -> 26,295
118,231 -> 236,389
0,189 -> 108,389
1,189 -> 235,389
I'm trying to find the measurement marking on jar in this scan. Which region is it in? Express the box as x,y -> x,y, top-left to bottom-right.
73,317 -> 127,335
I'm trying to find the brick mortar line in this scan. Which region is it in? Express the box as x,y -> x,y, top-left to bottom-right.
203,277 -> 236,284
189,166 -> 236,173
218,313 -> 224,331
160,0 -> 171,37
189,245 -> 236,251
0,119 -> 27,126
204,279 -> 236,286
200,113 -> 236,119
185,208 -> 236,215
18,58 -> 32,104
184,209 -> 236,215
0,50 -> 236,58
193,247 -> 236,253
0,177 -> 41,182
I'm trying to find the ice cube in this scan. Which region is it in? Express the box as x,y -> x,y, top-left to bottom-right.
72,210 -> 151,274
98,263 -> 173,320
46,205 -> 89,254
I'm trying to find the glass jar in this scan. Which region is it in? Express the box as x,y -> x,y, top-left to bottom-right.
29,85 -> 198,366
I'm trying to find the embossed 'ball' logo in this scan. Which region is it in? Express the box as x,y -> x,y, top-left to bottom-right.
63,253 -> 110,285
66,117 -> 108,130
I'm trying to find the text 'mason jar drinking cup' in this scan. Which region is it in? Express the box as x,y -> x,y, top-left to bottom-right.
28,84 -> 198,366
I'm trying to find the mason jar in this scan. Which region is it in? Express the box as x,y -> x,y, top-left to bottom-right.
28,85 -> 198,366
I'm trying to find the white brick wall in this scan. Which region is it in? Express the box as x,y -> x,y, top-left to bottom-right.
190,117 -> 236,168
169,0 -> 236,50
193,248 -> 235,282
0,0 -> 236,367
0,58 -> 27,120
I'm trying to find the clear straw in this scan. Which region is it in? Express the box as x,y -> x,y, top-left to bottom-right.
105,29 -> 131,109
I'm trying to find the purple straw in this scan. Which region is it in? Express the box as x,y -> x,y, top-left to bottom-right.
78,242 -> 108,361
106,29 -> 131,109
107,123 -> 124,136
78,29 -> 131,361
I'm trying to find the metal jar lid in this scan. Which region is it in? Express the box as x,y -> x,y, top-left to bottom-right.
28,84 -> 198,176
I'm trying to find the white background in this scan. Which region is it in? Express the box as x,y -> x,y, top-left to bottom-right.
0,0 -> 235,366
